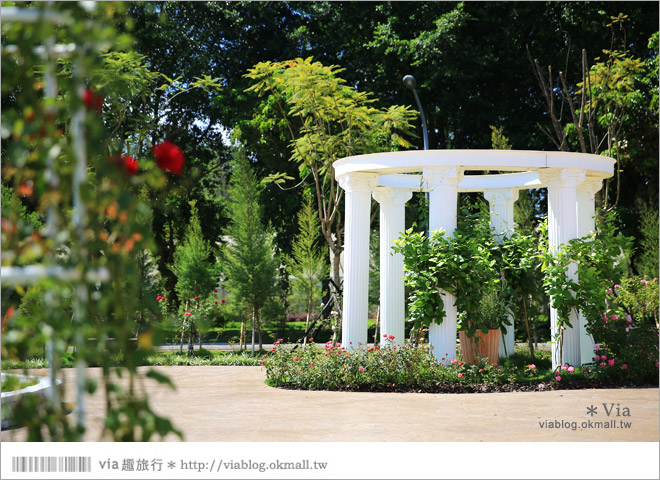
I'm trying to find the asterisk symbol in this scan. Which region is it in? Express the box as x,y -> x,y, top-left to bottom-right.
586,404 -> 598,416
167,461 -> 176,469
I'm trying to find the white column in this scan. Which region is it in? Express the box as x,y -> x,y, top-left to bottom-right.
577,178 -> 603,364
423,167 -> 463,362
539,168 -> 586,369
484,188 -> 519,358
372,187 -> 413,346
338,172 -> 379,349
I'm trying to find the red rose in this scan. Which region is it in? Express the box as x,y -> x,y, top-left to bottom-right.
221,299 -> 225,304
152,141 -> 184,175
122,155 -> 139,175
83,88 -> 103,113
194,296 -> 199,301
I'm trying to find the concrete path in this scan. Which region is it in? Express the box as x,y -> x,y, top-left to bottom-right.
3,366 -> 658,442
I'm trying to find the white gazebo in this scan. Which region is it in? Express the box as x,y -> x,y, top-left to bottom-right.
334,150 -> 614,369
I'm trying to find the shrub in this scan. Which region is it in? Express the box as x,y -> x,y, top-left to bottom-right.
587,277 -> 659,383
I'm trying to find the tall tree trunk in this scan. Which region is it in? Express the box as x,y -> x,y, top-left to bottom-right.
257,310 -> 263,351
179,331 -> 183,354
239,319 -> 245,351
251,307 -> 256,357
304,294 -> 313,345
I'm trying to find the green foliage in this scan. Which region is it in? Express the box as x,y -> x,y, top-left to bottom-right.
171,203 -> 217,303
540,213 -> 635,364
489,125 -> 512,150
1,185 -> 43,242
587,278 -> 659,384
244,57 -> 416,319
263,341 -> 609,391
1,2 -> 180,441
634,199 -> 659,278
285,190 -> 328,333
393,207 -> 506,338
222,150 -> 281,348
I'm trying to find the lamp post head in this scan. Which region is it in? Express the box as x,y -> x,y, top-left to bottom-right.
402,74 -> 417,90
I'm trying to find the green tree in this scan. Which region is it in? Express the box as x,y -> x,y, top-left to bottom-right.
172,202 -> 217,302
171,202 -> 217,352
635,199 -> 659,278
223,150 -> 280,355
244,57 -> 415,340
285,191 -> 329,344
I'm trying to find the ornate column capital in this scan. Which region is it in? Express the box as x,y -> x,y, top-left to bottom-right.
577,178 -> 603,198
538,168 -> 586,188
337,172 -> 379,193
422,167 -> 464,187
372,186 -> 413,205
483,188 -> 519,206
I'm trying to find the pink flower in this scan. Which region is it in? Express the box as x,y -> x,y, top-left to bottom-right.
153,141 -> 185,175
309,338 -> 314,342
626,315 -> 632,324
594,355 -> 601,362
497,368 -> 502,372
184,312 -> 192,316
600,362 -> 606,367
358,367 -> 364,372
383,334 -> 388,338
583,366 -> 590,372
601,355 -> 607,361
561,365 -> 568,370
294,356 -> 299,361
528,364 -> 536,370
458,361 -> 464,366
608,359 -> 615,366
656,362 -> 659,368
451,359 -> 457,364
457,373 -> 463,378
479,368 -> 484,373
621,364 -> 628,370
555,375 -> 561,381
568,366 -> 575,372
614,284 -> 621,289
388,334 -> 395,340
593,344 -> 600,351
603,316 -> 608,323
493,363 -> 498,367
654,278 -> 658,282
309,362 -> 314,366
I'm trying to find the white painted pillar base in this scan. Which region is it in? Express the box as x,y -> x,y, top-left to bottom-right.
484,188 -> 519,358
540,168 -> 586,369
373,187 -> 412,347
423,167 -> 463,362
338,173 -> 379,349
577,178 -> 603,364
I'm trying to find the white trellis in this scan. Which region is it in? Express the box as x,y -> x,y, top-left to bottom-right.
334,150 -> 614,369
2,7 -> 108,430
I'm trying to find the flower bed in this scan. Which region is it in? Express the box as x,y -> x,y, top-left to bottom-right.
262,339 -> 659,393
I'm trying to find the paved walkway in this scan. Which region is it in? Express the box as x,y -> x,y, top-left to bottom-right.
3,366 -> 658,442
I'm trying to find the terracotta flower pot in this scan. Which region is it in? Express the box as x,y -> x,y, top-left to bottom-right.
459,329 -> 501,365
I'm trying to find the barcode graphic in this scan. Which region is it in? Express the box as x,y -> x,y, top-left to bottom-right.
11,456 -> 91,473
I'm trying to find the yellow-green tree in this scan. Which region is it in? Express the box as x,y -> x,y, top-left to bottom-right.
244,57 -> 416,339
